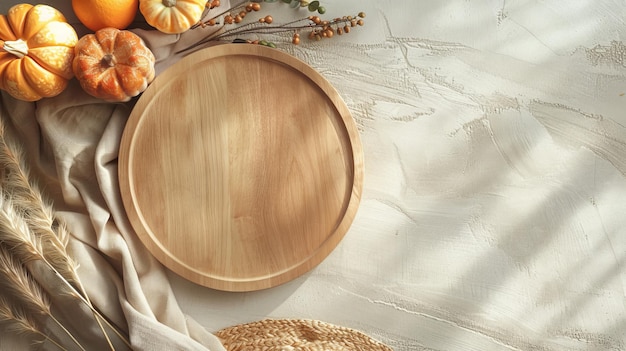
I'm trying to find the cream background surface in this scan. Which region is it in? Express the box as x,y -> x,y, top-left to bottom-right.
1,1 -> 625,350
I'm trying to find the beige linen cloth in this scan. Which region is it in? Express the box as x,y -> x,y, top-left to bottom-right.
0,17 -> 232,351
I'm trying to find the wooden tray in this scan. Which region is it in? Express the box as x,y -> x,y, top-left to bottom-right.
118,44 -> 363,292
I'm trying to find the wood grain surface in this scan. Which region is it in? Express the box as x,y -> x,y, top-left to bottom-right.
118,44 -> 363,292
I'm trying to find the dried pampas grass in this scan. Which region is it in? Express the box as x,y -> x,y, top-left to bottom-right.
0,122 -> 79,291
0,245 -> 82,351
0,244 -> 52,321
0,119 -> 132,350
0,297 -> 66,351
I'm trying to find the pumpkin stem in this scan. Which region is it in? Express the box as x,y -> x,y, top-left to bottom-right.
2,39 -> 28,59
162,0 -> 177,6
101,54 -> 117,67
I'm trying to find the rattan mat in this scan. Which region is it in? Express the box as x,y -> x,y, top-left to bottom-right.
217,318 -> 392,351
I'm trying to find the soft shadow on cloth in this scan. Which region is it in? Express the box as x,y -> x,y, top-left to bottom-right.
0,21 -> 228,351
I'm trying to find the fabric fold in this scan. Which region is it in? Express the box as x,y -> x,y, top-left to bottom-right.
0,7 -> 230,349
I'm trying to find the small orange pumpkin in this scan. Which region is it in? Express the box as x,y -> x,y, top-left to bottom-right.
0,4 -> 78,101
139,0 -> 207,34
73,28 -> 156,102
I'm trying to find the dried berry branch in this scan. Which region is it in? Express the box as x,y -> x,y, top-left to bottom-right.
178,0 -> 365,54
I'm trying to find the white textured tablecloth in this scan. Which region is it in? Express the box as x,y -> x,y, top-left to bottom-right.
1,1 -> 625,350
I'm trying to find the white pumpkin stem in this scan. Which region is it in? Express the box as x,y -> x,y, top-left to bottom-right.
162,0 -> 177,7
2,39 -> 29,59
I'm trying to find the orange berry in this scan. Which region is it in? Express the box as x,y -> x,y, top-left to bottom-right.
72,0 -> 138,31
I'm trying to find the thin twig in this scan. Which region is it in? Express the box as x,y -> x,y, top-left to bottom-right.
192,0 -> 250,29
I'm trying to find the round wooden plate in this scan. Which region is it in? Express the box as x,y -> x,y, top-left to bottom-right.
118,44 -> 363,292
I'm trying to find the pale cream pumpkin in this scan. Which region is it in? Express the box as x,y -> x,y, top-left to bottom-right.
0,4 -> 78,101
72,28 -> 156,102
139,0 -> 207,34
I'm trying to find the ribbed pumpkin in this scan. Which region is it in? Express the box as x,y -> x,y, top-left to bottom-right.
73,28 -> 156,102
139,0 -> 207,34
0,4 -> 78,101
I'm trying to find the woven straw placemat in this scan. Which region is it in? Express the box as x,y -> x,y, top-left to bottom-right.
216,318 -> 392,351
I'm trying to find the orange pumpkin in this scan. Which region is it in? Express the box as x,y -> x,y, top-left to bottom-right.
73,28 -> 156,102
0,4 -> 78,101
139,0 -> 207,34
